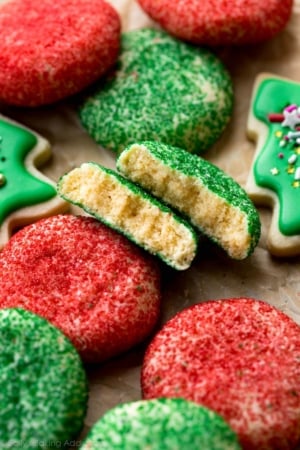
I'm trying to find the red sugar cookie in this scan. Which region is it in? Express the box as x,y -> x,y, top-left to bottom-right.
141,298 -> 300,449
0,214 -> 161,362
137,0 -> 293,46
0,0 -> 120,106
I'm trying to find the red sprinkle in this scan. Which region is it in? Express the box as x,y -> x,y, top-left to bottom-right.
141,298 -> 300,449
0,0 -> 120,106
268,113 -> 285,123
0,215 -> 161,362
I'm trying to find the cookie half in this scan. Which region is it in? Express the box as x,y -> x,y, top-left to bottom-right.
79,28 -> 233,154
81,398 -> 241,450
57,162 -> 198,270
117,141 -> 261,259
141,298 -> 300,449
0,215 -> 161,362
0,307 -> 88,448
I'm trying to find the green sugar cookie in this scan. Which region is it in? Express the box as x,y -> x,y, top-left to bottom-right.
80,398 -> 242,450
0,308 -> 88,449
117,141 -> 261,259
57,162 -> 198,270
78,28 -> 233,154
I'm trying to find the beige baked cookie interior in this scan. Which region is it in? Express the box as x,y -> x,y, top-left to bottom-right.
117,142 -> 261,260
57,162 -> 198,270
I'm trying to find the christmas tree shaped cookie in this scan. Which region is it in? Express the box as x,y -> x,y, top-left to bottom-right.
0,115 -> 68,249
246,73 -> 300,256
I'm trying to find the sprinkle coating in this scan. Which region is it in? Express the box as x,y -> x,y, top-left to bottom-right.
142,298 -> 300,449
81,398 -> 242,450
0,307 -> 88,449
117,141 -> 261,259
137,0 -> 293,46
79,28 -> 233,154
0,215 -> 161,362
0,0 -> 120,106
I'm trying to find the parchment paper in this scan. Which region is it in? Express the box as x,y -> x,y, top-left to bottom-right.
1,0 -> 300,442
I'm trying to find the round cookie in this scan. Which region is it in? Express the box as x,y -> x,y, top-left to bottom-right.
0,307 -> 88,448
137,0 -> 293,46
0,214 -> 161,362
0,0 -> 120,106
81,398 -> 242,450
78,28 -> 233,154
141,298 -> 300,449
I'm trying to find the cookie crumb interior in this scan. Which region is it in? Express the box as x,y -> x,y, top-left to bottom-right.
119,144 -> 250,259
58,163 -> 197,270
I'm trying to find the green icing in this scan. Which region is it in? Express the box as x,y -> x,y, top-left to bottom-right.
0,118 -> 56,225
79,28 -> 233,154
252,77 -> 300,236
81,398 -> 242,449
0,308 -> 88,449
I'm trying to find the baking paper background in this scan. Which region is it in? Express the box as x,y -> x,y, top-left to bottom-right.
1,0 -> 300,440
